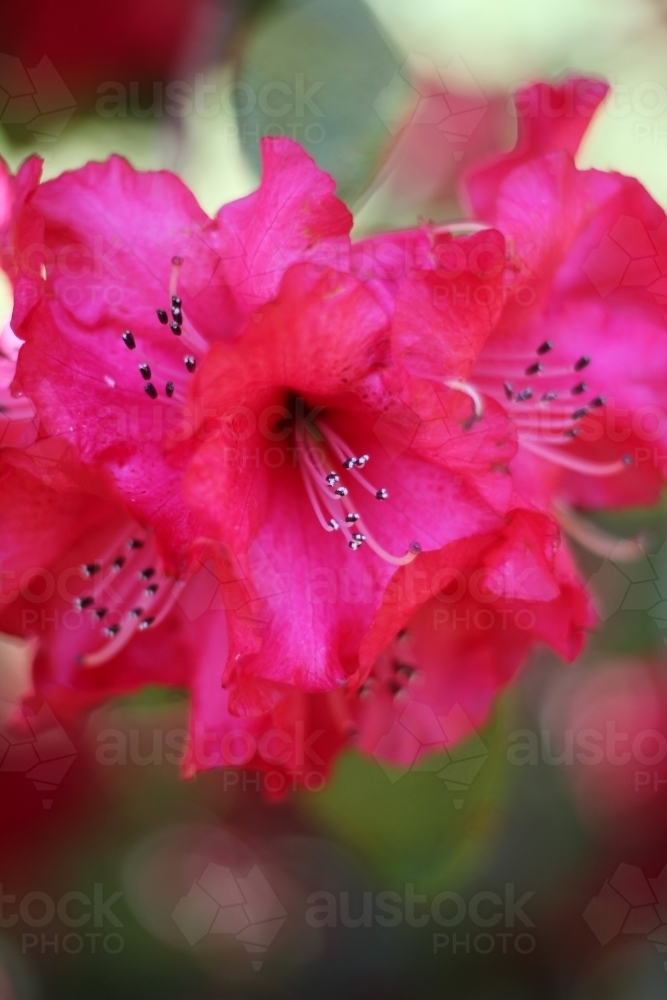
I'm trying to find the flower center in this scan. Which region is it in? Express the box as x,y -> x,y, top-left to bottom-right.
292,402 -> 421,567
74,525 -> 186,667
471,339 -> 631,477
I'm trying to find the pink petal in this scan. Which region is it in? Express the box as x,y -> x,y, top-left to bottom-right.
465,77 -> 609,220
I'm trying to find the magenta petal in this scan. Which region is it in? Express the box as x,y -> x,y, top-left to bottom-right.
391,229 -> 506,381
205,138 -> 352,321
465,76 -> 609,220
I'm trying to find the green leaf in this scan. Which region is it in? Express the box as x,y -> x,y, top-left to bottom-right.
236,0 -> 406,202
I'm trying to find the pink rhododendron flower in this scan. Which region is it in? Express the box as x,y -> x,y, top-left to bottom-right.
0,449 -> 202,702
10,140 -> 353,564
0,452 -> 351,792
463,77 -> 667,518
0,143 -> 355,708
422,79 -> 667,516
6,100 -> 649,789
354,508 -> 593,762
337,78 -> 654,767
0,139 -> 529,784
358,76 -> 667,570
184,250 -> 518,709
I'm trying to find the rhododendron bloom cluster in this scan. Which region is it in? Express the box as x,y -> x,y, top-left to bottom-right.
0,76 -> 665,791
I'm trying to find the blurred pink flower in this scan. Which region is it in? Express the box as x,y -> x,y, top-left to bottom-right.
544,658 -> 667,847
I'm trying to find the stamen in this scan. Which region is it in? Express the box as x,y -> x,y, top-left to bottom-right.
184,356 -> 196,373
298,457 -> 340,532
144,383 -> 158,399
170,322 -> 181,336
139,363 -> 151,380
169,256 -> 183,298
522,439 -> 632,476
349,531 -> 366,550
432,221 -> 492,236
295,417 -> 420,564
156,309 -> 168,325
512,414 -> 581,431
122,331 -> 135,350
470,339 -> 622,479
320,422 -> 389,501
554,501 -> 645,561
445,379 -> 484,420
166,382 -> 174,398
79,528 -> 186,668
395,662 -> 417,680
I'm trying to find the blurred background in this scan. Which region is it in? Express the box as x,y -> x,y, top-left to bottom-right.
4,0 -> 667,996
